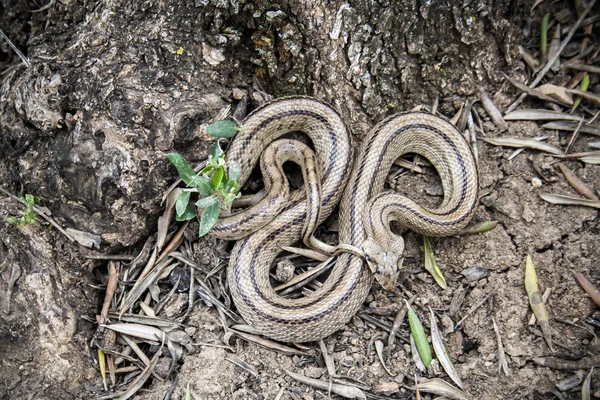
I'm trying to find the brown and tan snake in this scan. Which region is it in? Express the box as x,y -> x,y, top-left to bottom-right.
211,96 -> 479,342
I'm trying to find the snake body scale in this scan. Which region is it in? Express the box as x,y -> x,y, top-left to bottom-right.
213,96 -> 479,342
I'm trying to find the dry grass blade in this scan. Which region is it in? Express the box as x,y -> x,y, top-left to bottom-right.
478,89 -> 508,131
274,256 -> 335,292
537,84 -> 574,105
120,258 -> 176,316
503,75 -> 571,105
455,221 -> 498,235
115,333 -> 165,400
101,323 -> 165,343
582,368 -> 593,400
108,313 -> 182,331
284,369 -> 366,399
225,355 -> 259,378
540,193 -> 600,209
393,158 -> 424,173
557,163 -> 599,200
423,236 -> 447,289
504,109 -> 581,121
563,63 -> 600,74
231,329 -> 308,356
375,340 -> 395,376
157,221 -> 189,263
492,317 -> 510,376
524,255 -> 554,351
430,308 -> 463,389
574,272 -> 600,306
482,137 -> 563,155
579,154 -> 600,164
195,278 -> 241,322
388,295 -> 415,350
417,378 -> 468,400
279,245 -> 329,262
542,121 -> 600,137
157,188 -> 182,250
567,89 -> 600,105
98,262 -> 119,325
319,340 -> 337,378
533,355 -> 600,369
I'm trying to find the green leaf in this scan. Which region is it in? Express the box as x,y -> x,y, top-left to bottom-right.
166,153 -> 196,186
24,209 -> 36,224
195,195 -> 219,209
175,191 -> 191,216
406,301 -> 432,368
199,201 -> 220,236
213,167 -> 224,189
176,203 -> 197,221
199,164 -> 213,175
228,160 -> 241,182
423,236 -> 447,289
210,142 -> 223,160
23,194 -> 40,205
206,120 -> 239,138
7,216 -> 25,226
190,175 -> 213,195
226,179 -> 240,194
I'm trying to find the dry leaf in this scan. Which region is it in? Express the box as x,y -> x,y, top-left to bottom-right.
536,84 -> 573,105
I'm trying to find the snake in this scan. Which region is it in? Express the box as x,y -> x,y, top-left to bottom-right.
211,96 -> 479,342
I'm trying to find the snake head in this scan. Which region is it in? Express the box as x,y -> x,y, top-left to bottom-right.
362,237 -> 404,291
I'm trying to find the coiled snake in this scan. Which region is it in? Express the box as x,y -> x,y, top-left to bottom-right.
211,96 -> 478,342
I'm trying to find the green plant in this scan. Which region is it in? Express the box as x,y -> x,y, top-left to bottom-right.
167,120 -> 241,236
7,194 -> 40,226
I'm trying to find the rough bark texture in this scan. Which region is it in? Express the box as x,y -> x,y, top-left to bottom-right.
1,0 -> 598,399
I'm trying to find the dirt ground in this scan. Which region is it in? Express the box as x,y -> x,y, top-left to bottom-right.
1,0 -> 599,399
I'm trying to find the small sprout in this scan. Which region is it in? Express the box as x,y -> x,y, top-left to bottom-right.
406,300 -> 432,368
571,73 -> 589,112
98,348 -> 108,391
423,236 -> 447,289
456,221 -> 498,235
166,136 -> 242,236
7,194 -> 40,226
524,255 -> 554,351
540,13 -> 550,61
206,120 -> 240,138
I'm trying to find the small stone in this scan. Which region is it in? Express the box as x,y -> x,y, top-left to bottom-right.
440,313 -> 455,335
304,366 -> 324,379
461,266 -> 489,282
374,382 -> 399,395
275,259 -> 295,283
232,88 -> 246,100
340,356 -> 354,368
531,177 -> 542,187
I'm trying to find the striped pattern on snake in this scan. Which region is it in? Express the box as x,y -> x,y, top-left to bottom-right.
214,97 -> 478,342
